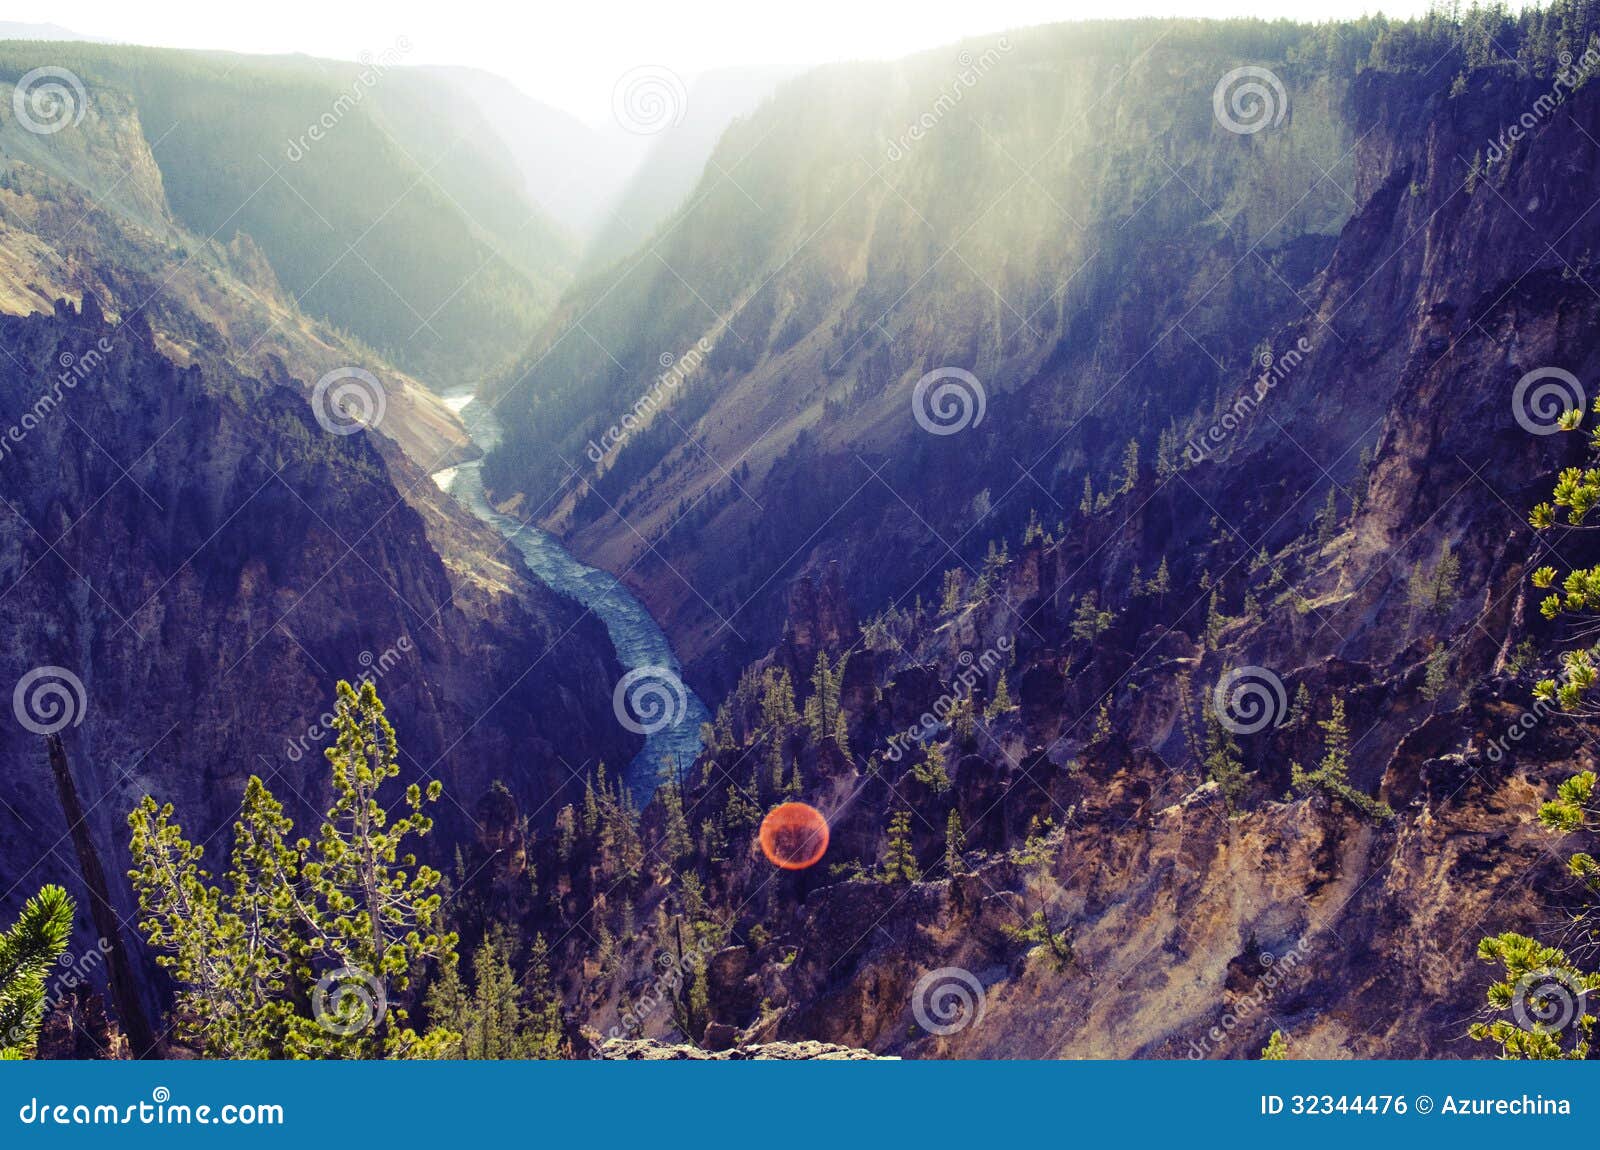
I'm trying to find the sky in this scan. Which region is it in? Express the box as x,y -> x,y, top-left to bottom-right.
27,0 -> 1438,125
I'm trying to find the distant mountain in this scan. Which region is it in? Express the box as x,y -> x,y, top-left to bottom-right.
424,66 -> 641,243
436,64 -> 786,261
0,43 -> 574,386
579,66 -> 791,272
0,23 -> 105,43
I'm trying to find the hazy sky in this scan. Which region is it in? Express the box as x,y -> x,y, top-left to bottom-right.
44,0 -> 1435,125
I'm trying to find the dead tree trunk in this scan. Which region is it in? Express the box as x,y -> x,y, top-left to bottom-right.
46,733 -> 162,1059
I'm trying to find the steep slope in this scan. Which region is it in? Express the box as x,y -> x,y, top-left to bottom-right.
456,10 -> 1600,1059
482,19 -> 1366,683
0,41 -> 572,385
0,73 -> 470,468
0,302 -> 638,973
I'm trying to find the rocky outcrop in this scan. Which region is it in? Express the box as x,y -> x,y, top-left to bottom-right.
596,1037 -> 880,1060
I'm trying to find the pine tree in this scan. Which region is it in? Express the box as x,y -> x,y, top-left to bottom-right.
1071,592 -> 1114,643
881,811 -> 921,882
1205,590 -> 1228,647
1287,695 -> 1390,820
1421,644 -> 1451,702
524,934 -> 565,1059
1204,710 -> 1250,814
912,741 -> 952,793
1286,682 -> 1312,729
1146,557 -> 1172,601
425,929 -> 557,1060
128,681 -> 455,1059
1118,438 -> 1140,494
804,652 -> 849,748
759,668 -> 799,732
1408,541 -> 1461,618
660,781 -> 694,862
0,885 -> 74,1058
940,568 -> 965,614
1079,475 -> 1095,515
1261,1030 -> 1290,1059
985,672 -> 1014,718
944,808 -> 967,875
1315,486 -> 1340,552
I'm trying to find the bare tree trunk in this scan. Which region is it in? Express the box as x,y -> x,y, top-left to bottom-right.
46,733 -> 163,1059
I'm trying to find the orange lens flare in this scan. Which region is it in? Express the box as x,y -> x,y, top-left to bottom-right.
759,802 -> 830,870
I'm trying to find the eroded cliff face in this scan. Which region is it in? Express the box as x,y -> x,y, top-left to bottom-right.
759,69 -> 1600,1057
0,75 -> 474,471
512,63 -> 1600,1059
0,303 -> 637,966
482,23 -> 1362,686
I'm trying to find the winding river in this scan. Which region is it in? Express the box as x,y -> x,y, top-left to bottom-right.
433,393 -> 708,799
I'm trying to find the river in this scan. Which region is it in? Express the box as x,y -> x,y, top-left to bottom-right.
433,393 -> 709,799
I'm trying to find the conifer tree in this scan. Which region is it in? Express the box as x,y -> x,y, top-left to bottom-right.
912,742 -> 952,793
940,568 -> 965,614
1205,590 -> 1228,647
1204,710 -> 1250,813
945,808 -> 967,876
1146,557 -> 1172,602
128,681 -> 454,1059
881,811 -> 921,883
1071,592 -> 1114,643
660,781 -> 694,862
804,652 -> 850,750
1315,486 -> 1340,552
426,929 -> 560,1060
1118,438 -> 1140,494
0,885 -> 74,1058
985,672 -> 1014,718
